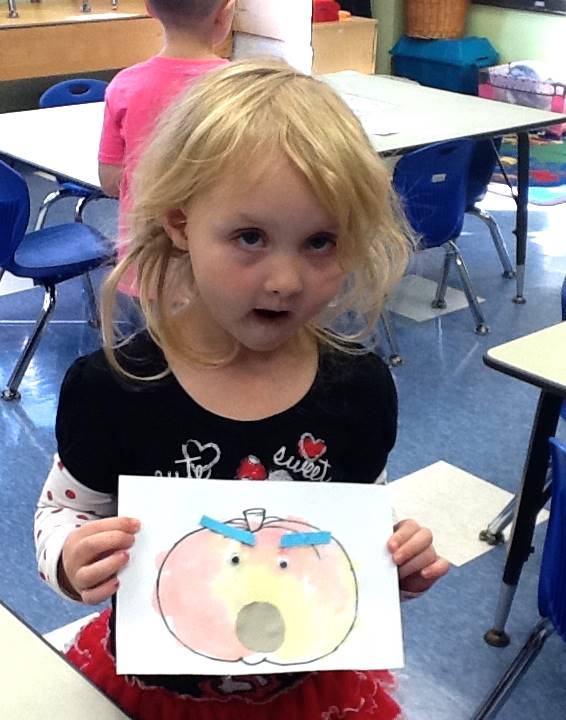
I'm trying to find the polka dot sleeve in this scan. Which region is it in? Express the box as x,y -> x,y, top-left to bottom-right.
35,454 -> 116,600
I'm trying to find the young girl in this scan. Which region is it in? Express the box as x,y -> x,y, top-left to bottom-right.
35,59 -> 449,720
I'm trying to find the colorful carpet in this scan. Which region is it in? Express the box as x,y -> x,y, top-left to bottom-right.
491,134 -> 566,205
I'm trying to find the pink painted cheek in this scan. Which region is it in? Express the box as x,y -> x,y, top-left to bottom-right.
304,543 -> 354,608
155,530 -> 248,661
255,527 -> 354,610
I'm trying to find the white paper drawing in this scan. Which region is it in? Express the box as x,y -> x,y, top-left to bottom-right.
116,478 -> 404,675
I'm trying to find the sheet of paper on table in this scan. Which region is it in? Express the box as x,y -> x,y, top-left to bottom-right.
116,477 -> 404,676
341,93 -> 402,136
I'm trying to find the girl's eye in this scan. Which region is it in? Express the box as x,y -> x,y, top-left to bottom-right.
278,557 -> 289,570
236,230 -> 264,249
230,553 -> 241,566
308,233 -> 337,252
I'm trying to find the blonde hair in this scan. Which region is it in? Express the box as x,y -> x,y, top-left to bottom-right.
102,58 -> 412,379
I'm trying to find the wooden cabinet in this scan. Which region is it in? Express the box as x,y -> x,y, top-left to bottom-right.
312,17 -> 378,75
0,0 -> 230,81
0,1 -> 373,83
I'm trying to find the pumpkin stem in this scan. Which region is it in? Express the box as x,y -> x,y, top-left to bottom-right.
244,508 -> 266,532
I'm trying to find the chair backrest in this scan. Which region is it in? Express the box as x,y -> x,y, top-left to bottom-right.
39,79 -> 108,108
0,160 -> 31,270
393,139 -> 474,249
538,436 -> 566,641
467,138 -> 503,207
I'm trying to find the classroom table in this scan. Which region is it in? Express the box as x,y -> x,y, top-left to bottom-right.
0,101 -> 103,190
482,322 -> 566,647
323,72 -> 566,305
0,73 -> 565,300
0,600 -> 131,718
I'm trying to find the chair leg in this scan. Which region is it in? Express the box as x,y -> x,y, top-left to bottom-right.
2,284 -> 57,401
432,246 -> 453,310
75,193 -> 103,223
380,307 -> 403,366
449,240 -> 489,335
479,466 -> 553,545
82,272 -> 100,328
75,195 -> 88,223
478,496 -> 516,545
34,188 -> 67,230
35,189 -> 65,230
471,618 -> 554,720
468,205 -> 515,279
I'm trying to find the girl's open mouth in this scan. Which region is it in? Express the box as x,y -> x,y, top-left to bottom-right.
253,309 -> 290,321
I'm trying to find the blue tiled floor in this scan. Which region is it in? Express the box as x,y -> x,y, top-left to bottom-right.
1,166 -> 565,719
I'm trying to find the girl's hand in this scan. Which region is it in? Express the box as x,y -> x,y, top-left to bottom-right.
387,518 -> 449,595
59,516 -> 141,604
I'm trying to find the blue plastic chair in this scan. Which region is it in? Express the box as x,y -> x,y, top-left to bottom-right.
0,159 -> 114,401
39,78 -> 108,108
472,435 -> 566,719
393,139 -> 489,334
35,79 -> 108,230
562,275 -> 566,423
466,139 -> 515,280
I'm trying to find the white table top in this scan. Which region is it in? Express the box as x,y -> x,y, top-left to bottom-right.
0,102 -> 104,189
484,322 -> 566,396
1,72 -> 565,187
0,602 -> 130,718
324,72 -> 566,154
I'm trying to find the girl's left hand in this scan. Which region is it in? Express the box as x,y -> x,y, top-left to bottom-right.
387,518 -> 450,594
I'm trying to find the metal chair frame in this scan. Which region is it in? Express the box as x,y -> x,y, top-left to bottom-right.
0,160 -> 113,401
472,436 -> 566,719
35,78 -> 108,230
393,139 -> 489,336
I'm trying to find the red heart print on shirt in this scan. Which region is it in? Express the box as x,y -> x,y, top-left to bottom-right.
236,455 -> 267,481
298,433 -> 327,461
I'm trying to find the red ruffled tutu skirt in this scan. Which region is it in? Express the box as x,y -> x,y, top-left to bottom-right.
66,610 -> 401,720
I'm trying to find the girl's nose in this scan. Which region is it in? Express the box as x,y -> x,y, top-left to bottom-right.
264,256 -> 303,297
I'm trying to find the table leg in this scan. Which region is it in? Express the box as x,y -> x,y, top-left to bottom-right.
512,132 -> 530,304
484,390 -> 561,646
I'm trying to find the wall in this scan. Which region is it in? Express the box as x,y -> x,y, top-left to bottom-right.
371,0 -> 403,73
371,1 -> 566,73
467,5 -> 566,65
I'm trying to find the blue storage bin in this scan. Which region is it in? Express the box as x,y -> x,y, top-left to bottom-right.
390,36 -> 499,95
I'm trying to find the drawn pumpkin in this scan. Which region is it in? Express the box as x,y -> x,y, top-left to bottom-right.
155,508 -> 358,666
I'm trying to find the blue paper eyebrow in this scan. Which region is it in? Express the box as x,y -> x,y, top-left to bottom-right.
200,515 -> 256,546
280,531 -> 331,548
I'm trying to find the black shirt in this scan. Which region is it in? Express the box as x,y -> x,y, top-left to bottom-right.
55,333 -> 397,697
57,333 -> 397,494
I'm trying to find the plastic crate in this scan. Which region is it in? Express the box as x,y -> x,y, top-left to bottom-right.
390,36 -> 498,95
479,63 -> 566,137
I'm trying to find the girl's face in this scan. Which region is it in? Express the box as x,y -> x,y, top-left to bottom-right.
164,155 -> 345,355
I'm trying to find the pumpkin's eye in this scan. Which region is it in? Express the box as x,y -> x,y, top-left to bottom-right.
230,553 -> 241,566
278,557 -> 289,570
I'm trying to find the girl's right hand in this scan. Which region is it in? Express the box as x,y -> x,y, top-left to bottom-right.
59,516 -> 141,604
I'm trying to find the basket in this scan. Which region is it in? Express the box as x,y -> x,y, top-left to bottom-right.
405,0 -> 469,39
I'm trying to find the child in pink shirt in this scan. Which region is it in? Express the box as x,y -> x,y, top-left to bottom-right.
98,0 -> 234,295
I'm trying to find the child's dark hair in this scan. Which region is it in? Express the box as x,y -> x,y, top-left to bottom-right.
147,0 -> 222,26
